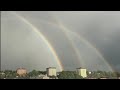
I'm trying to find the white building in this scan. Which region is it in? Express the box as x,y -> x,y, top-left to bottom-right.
46,67 -> 57,77
76,67 -> 87,78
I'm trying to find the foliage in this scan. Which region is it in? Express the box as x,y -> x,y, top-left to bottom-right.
28,70 -> 46,77
0,70 -> 120,79
87,71 -> 119,79
57,71 -> 83,79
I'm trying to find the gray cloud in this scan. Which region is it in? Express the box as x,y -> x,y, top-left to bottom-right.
1,11 -> 120,72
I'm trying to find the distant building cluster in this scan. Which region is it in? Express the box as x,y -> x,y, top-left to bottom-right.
16,67 -> 87,79
15,67 -> 86,79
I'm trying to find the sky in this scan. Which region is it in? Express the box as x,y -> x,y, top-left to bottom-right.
1,11 -> 120,72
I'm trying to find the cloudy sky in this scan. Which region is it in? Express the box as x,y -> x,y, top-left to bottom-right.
1,11 -> 120,72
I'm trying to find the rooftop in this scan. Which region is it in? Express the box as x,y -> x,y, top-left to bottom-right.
47,67 -> 56,69
76,67 -> 86,69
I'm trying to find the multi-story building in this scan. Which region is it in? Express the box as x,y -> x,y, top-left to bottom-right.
76,67 -> 87,78
46,67 -> 57,77
16,68 -> 27,76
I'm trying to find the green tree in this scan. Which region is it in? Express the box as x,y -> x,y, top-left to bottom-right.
28,70 -> 39,77
58,71 -> 83,79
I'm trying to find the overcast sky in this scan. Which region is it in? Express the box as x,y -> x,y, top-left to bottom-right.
1,11 -> 120,72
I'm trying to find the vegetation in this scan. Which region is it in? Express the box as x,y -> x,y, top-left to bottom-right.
28,70 -> 46,78
0,70 -> 120,79
87,71 -> 119,79
0,70 -> 46,79
0,70 -> 17,79
57,71 -> 83,79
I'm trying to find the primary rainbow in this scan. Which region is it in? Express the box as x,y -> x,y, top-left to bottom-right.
11,11 -> 64,71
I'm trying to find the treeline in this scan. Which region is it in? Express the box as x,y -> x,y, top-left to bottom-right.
0,70 -> 120,79
87,71 -> 120,79
58,71 -> 83,79
0,70 -> 46,79
58,71 -> 120,79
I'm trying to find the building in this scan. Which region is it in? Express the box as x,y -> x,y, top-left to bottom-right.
76,67 -> 87,78
46,67 -> 57,77
38,74 -> 49,79
43,75 -> 50,79
16,68 -> 27,76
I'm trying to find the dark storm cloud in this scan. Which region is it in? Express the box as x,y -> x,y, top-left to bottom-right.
52,11 -> 120,71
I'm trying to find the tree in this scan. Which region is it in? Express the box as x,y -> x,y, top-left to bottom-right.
114,72 -> 120,78
58,71 -> 83,79
28,70 -> 39,77
49,75 -> 57,79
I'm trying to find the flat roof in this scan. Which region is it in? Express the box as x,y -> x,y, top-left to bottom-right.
76,67 -> 86,69
47,67 -> 56,69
